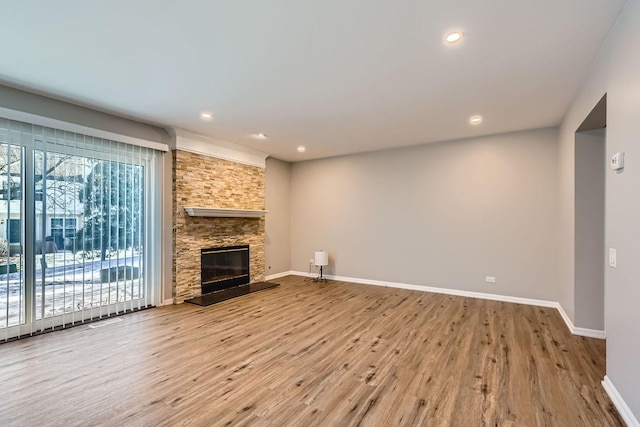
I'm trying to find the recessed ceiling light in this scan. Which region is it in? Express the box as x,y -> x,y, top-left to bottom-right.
253,133 -> 267,140
469,115 -> 483,125
200,112 -> 213,121
297,146 -> 306,153
445,31 -> 463,44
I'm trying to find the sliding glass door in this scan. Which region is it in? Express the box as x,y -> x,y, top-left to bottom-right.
0,119 -> 162,340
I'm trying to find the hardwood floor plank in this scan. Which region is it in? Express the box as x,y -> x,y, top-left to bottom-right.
0,276 -> 624,426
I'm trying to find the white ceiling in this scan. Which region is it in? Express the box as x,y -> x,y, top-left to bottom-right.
0,1 -> 626,162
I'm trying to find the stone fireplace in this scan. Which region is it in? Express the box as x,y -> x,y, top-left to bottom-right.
172,147 -> 266,303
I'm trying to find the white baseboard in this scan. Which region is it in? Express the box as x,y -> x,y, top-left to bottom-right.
556,304 -> 606,339
602,375 -> 640,427
290,270 -> 557,306
289,271 -> 606,339
160,298 -> 174,306
265,271 -> 295,281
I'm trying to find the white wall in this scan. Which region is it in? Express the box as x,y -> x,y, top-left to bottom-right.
0,85 -> 169,144
574,131 -> 605,330
558,0 -> 640,419
265,158 -> 292,276
291,128 -> 559,301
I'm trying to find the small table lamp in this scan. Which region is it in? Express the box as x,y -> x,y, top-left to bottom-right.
314,250 -> 328,282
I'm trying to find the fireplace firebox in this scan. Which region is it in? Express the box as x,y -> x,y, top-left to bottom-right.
186,243 -> 278,307
201,245 -> 250,294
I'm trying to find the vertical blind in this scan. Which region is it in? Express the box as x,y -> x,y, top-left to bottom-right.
0,117 -> 164,341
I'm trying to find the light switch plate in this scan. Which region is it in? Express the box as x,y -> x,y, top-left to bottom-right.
609,248 -> 617,268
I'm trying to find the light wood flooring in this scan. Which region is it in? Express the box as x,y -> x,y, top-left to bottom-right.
0,276 -> 623,426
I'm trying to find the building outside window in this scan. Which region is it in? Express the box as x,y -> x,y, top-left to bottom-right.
49,217 -> 77,251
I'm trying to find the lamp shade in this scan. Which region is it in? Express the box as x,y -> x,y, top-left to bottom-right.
314,250 -> 328,266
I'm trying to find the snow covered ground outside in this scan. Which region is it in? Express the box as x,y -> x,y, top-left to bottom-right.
0,251 -> 144,327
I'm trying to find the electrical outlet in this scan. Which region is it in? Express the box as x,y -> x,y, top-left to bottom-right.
485,276 -> 496,283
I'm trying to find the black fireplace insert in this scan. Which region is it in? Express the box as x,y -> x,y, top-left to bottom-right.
201,245 -> 250,294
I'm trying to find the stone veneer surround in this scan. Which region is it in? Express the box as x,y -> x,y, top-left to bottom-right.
173,149 -> 265,303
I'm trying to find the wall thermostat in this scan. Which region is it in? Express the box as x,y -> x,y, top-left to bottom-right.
611,152 -> 624,170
